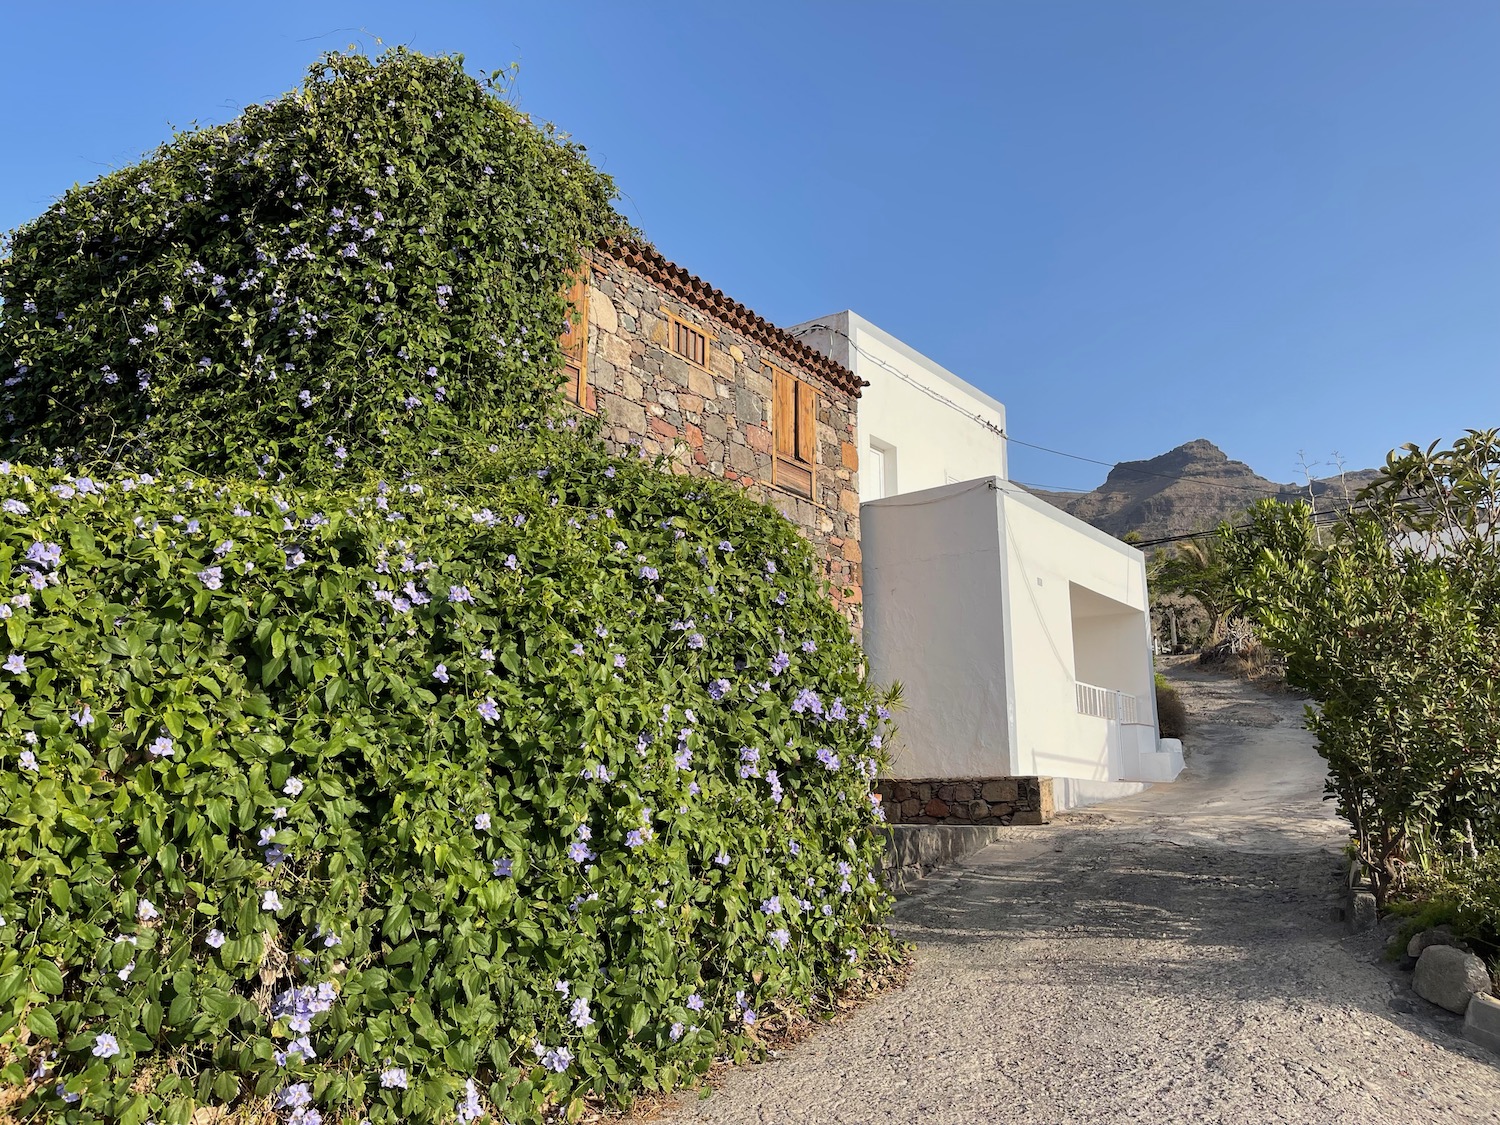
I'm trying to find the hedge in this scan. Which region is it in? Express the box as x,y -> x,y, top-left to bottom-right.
0,431 -> 899,1124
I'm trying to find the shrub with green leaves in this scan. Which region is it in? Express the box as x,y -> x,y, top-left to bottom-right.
0,45 -> 899,1125
0,48 -> 621,480
0,428 -> 899,1124
1224,431 -> 1500,905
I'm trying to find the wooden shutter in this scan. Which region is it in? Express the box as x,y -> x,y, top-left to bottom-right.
559,274 -> 592,410
774,368 -> 796,458
795,380 -> 816,465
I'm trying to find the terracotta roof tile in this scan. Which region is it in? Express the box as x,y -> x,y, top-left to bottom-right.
597,240 -> 863,398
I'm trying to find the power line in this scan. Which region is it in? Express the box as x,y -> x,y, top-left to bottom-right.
792,323 -> 1340,504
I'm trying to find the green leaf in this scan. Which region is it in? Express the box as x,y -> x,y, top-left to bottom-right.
31,961 -> 63,995
26,1005 -> 58,1040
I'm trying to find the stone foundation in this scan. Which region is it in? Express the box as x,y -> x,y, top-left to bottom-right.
876,777 -> 1054,826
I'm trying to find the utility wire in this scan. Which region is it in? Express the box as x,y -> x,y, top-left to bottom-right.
793,323 -> 1345,503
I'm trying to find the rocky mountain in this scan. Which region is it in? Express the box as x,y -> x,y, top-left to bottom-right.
1025,439 -> 1381,542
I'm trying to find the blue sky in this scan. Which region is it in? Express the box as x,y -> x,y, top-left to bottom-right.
3,2 -> 1496,490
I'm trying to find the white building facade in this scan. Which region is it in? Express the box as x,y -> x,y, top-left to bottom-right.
789,311 -> 1007,502
792,311 -> 1182,813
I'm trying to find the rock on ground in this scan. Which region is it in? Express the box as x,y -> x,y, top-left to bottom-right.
667,663 -> 1500,1125
1413,946 -> 1495,1016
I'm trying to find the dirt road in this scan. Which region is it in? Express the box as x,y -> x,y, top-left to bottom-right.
672,665 -> 1500,1124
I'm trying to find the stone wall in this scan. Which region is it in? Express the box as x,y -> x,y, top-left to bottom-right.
876,777 -> 1055,826
581,251 -> 863,625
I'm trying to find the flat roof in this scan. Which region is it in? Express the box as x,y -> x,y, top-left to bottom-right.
789,310 -> 1007,417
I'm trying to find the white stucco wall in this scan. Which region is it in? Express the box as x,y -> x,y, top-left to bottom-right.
789,311 -> 1007,502
863,477 -> 1161,791
861,480 -> 1013,778
997,484 -> 1157,784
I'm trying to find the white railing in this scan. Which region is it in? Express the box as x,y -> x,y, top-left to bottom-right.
1075,681 -> 1142,724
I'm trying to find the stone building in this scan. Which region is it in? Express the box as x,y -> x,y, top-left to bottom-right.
560,240 -> 865,622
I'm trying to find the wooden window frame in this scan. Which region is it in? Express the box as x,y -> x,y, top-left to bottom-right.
661,308 -> 713,371
560,273 -> 595,413
769,362 -> 817,501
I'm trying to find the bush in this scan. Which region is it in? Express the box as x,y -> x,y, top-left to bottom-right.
1225,431 -> 1500,905
0,432 -> 899,1124
1406,848 -> 1500,967
1154,674 -> 1187,740
0,45 -> 899,1125
0,48 -> 622,480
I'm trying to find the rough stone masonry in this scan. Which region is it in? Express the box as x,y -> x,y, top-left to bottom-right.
578,243 -> 865,627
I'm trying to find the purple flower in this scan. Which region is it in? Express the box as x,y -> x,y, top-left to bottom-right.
568,841 -> 594,863
492,857 -> 513,878
570,997 -> 594,1028
625,829 -> 646,848
638,565 -> 659,581
688,633 -> 706,649
670,1021 -> 685,1040
686,993 -> 704,1011
27,541 -> 62,568
71,705 -> 94,728
829,698 -> 848,721
474,813 -> 491,832
761,895 -> 781,915
504,554 -> 518,570
456,1077 -> 484,1121
801,639 -> 816,653
675,746 -> 693,770
137,898 -> 159,922
432,664 -> 450,684
19,750 -> 39,772
718,540 -> 734,553
283,776 -> 304,797
816,748 -> 841,771
379,1067 -> 408,1089
713,851 -> 730,867
148,736 -> 175,758
767,769 -> 783,802
708,678 -> 730,701
770,652 -> 790,675
742,1009 -> 756,1026
4,654 -> 27,675
613,653 -> 627,669
206,928 -> 226,948
791,688 -> 822,715
262,890 -> 283,912
448,585 -> 474,603
92,1033 -> 121,1058
769,928 -> 790,950
478,697 -> 500,722
877,705 -> 892,721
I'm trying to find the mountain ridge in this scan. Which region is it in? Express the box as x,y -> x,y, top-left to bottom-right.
1023,439 -> 1380,541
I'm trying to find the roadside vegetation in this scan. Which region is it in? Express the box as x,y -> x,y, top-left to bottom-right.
1218,431 -> 1500,967
0,48 -> 900,1125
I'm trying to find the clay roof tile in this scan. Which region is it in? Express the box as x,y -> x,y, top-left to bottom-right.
597,239 -> 863,398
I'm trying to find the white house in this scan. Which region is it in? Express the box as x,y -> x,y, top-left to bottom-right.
790,310 -> 1183,813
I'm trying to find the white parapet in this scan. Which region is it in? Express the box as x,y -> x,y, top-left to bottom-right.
1134,737 -> 1185,783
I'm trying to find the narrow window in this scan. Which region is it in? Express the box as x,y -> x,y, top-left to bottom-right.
771,365 -> 816,499
559,273 -> 593,412
664,310 -> 710,369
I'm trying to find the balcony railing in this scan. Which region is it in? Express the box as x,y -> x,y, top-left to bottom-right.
1075,681 -> 1141,725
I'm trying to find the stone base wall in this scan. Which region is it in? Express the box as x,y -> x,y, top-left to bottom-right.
876,777 -> 1054,826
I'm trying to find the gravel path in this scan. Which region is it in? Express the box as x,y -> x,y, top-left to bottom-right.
671,666 -> 1500,1124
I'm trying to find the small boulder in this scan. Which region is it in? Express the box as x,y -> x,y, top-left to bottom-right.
1413,945 -> 1494,1015
1407,925 -> 1470,959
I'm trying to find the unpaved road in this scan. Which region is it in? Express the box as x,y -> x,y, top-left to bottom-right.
673,665 -> 1500,1124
